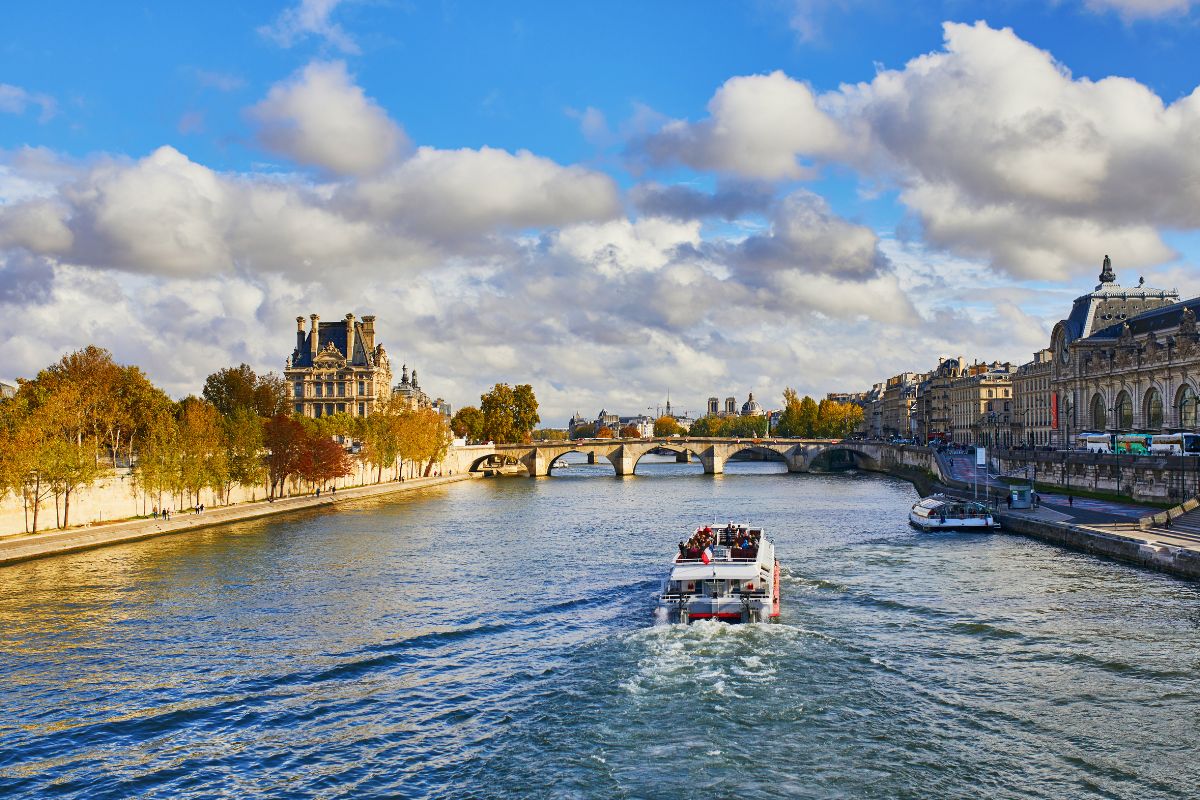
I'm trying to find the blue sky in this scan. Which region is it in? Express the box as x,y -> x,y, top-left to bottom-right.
3,1 -> 1200,422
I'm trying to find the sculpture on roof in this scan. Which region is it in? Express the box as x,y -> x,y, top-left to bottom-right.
1099,254 -> 1115,283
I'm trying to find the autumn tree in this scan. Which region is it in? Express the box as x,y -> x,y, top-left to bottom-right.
203,363 -> 289,418
222,407 -> 266,501
451,405 -> 484,442
480,383 -> 540,443
175,398 -> 227,507
297,432 -> 353,490
595,426 -> 614,438
263,414 -> 307,498
619,424 -> 642,438
653,415 -> 683,436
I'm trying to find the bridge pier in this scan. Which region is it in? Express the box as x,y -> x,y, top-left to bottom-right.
525,449 -> 551,478
698,447 -> 724,475
675,450 -> 690,463
587,452 -> 598,465
609,446 -> 636,477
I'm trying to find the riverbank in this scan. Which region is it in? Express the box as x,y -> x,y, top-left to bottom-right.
0,474 -> 475,567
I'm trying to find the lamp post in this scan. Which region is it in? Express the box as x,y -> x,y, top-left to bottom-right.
1108,405 -> 1122,497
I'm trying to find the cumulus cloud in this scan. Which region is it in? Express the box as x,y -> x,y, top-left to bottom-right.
348,146 -> 621,237
637,22 -> 1200,279
259,0 -> 359,54
634,71 -> 843,179
0,84 -> 56,122
249,61 -> 407,176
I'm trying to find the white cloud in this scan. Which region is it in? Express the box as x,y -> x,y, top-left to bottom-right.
1084,0 -> 1193,19
259,0 -> 359,54
249,61 -> 407,177
636,71 -> 843,179
348,146 -> 621,237
0,84 -> 56,122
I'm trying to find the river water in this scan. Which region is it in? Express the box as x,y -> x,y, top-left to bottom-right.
2,456 -> 1199,799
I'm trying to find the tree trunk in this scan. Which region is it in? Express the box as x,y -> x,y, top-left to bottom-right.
63,488 -> 71,529
31,477 -> 40,534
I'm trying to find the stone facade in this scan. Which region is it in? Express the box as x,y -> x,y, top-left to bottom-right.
1012,349 -> 1053,447
1049,259 -> 1186,443
285,313 -> 392,418
0,381 -> 14,399
949,362 -> 1016,446
916,357 -> 965,444
882,372 -> 923,438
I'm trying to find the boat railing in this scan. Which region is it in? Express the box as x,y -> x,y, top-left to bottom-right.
673,556 -> 760,564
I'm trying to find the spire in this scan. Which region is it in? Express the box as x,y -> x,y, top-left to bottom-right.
1099,253 -> 1115,284
401,364 -> 409,386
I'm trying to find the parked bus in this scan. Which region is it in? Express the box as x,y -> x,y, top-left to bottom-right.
1076,432 -> 1112,453
1115,434 -> 1153,454
1149,433 -> 1200,455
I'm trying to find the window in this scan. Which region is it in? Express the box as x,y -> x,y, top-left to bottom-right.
1145,388 -> 1164,429
326,403 -> 334,416
1178,385 -> 1198,428
358,402 -> 365,416
315,383 -> 323,397
1091,394 -> 1106,430
294,403 -> 303,414
314,405 -> 323,418
293,382 -> 303,398
326,382 -> 334,397
987,389 -> 993,398
338,382 -> 345,397
1116,391 -> 1133,430
337,403 -> 345,413
358,381 -> 365,396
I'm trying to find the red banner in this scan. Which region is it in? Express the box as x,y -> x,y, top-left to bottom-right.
1051,392 -> 1059,430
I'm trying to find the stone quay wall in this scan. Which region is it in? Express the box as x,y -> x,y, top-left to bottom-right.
994,450 -> 1200,503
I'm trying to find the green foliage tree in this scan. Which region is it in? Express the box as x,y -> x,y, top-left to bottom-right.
570,422 -> 595,440
532,428 -> 570,441
451,405 -> 485,442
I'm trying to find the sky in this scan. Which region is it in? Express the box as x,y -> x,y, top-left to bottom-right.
3,0 -> 1200,425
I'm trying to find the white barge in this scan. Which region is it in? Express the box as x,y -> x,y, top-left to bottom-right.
909,494 -> 999,531
659,523 -> 780,623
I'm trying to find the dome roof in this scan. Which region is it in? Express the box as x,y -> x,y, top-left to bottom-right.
740,393 -> 766,416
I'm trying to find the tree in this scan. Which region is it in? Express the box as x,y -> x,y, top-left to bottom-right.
653,415 -> 683,436
297,432 -> 353,490
532,428 -> 569,441
798,396 -> 819,437
570,422 -> 595,440
222,407 -> 267,501
263,414 -> 307,498
595,426 -> 614,438
451,405 -> 485,442
619,424 -> 642,438
203,363 -> 289,417
480,384 -> 516,443
689,416 -> 722,437
132,405 -> 179,516
512,384 -> 540,439
775,388 -> 805,438
175,398 -> 227,507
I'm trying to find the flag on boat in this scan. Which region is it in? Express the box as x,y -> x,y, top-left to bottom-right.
701,545 -> 713,564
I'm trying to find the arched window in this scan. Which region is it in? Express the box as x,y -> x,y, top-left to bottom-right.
1178,385 -> 1199,429
1091,394 -> 1106,430
1144,388 -> 1164,430
1115,391 -> 1133,431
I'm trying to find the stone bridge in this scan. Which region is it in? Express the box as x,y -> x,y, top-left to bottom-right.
445,437 -> 895,477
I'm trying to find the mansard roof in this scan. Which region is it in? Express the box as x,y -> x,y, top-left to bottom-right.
292,321 -> 371,368
1062,281 -> 1179,343
1087,296 -> 1200,340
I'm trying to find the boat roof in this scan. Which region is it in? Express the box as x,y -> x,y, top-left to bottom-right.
670,563 -> 761,581
916,496 -> 988,510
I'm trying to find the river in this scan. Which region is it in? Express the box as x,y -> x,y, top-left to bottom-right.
1,456 -> 1198,799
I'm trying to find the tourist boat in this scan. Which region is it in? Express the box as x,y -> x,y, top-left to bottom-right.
909,494 -> 999,531
659,523 -> 780,623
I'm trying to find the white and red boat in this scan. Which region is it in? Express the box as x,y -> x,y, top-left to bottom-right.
659,523 -> 780,624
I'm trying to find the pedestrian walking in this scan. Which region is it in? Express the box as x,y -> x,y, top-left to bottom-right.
1068,495 -> 1074,507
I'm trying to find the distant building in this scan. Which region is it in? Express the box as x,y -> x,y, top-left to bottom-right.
286,313 -> 392,418
0,381 -> 14,399
740,393 -> 766,417
1012,350 -> 1053,447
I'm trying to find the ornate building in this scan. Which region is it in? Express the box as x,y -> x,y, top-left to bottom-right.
949,362 -> 1016,446
1012,350 -> 1053,447
915,358 -> 964,443
1049,258 -> 1183,443
740,393 -> 766,417
286,313 -> 392,418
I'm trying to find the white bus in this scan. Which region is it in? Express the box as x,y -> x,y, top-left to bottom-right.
1076,432 -> 1112,453
1149,433 -> 1200,455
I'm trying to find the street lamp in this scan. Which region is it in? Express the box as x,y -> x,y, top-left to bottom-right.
1108,405 -> 1121,497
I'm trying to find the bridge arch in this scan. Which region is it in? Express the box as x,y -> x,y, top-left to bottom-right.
806,444 -> 881,472
546,448 -> 616,475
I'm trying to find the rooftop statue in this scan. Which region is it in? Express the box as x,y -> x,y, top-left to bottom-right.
1099,254 -> 1115,283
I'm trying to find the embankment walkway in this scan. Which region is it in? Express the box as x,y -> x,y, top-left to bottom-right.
0,474 -> 474,568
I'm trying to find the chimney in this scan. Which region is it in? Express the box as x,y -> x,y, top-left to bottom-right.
296,316 -> 306,352
345,313 -> 356,360
310,313 -> 320,358
361,315 -> 376,352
